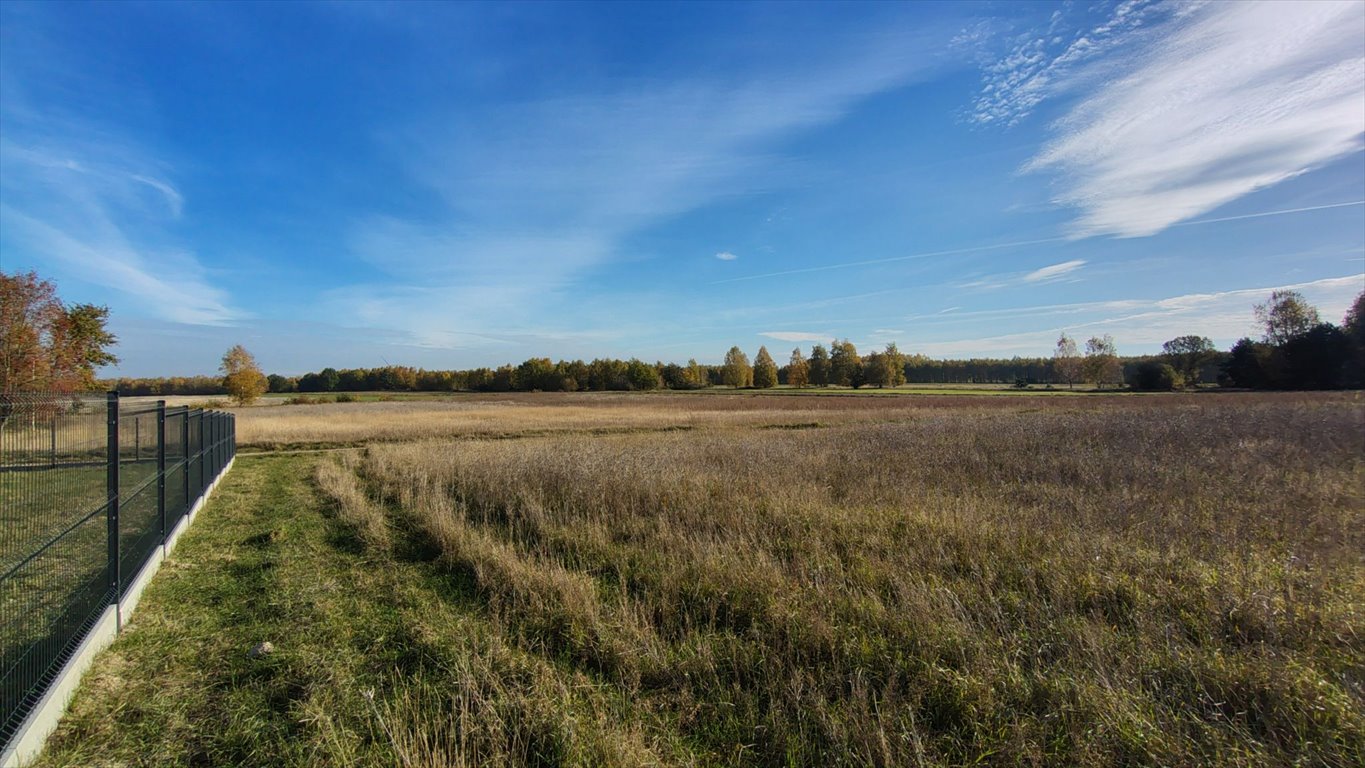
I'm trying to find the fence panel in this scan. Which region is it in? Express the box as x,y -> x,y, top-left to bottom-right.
0,393 -> 235,750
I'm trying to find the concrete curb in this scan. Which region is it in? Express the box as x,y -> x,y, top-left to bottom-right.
1,457 -> 236,768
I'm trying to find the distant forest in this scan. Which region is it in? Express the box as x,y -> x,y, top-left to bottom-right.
107,351 -> 1192,397
101,288 -> 1365,397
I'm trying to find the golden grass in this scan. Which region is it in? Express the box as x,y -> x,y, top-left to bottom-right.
32,391 -> 1362,765
309,393 -> 1365,766
230,390 -> 1362,449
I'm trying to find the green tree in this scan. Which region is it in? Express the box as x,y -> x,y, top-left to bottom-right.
266,374 -> 296,393
808,344 -> 830,386
1344,291 -> 1365,387
625,359 -> 662,390
516,357 -> 557,391
58,304 -> 119,390
1161,335 -> 1216,388
753,346 -> 778,388
1280,324 -> 1352,390
722,346 -> 752,388
862,349 -> 886,387
1130,361 -> 1181,391
829,339 -> 861,387
786,348 -> 809,388
1053,333 -> 1081,389
1083,335 -> 1122,388
1255,290 -> 1320,346
1221,338 -> 1274,388
221,345 -> 268,405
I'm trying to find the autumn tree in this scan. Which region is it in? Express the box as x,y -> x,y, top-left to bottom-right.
808,344 -> 831,386
786,348 -> 809,388
861,344 -> 905,389
862,349 -> 886,387
1161,335 -> 1216,388
1053,333 -> 1081,389
1,271 -> 118,395
829,339 -> 861,387
1083,335 -> 1122,388
1255,290 -> 1320,346
753,346 -> 778,388
221,345 -> 268,405
685,358 -> 710,389
625,358 -> 662,390
722,346 -> 752,388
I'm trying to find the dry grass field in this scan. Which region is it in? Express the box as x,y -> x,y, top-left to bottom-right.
229,389 -> 1338,449
34,391 -> 1365,767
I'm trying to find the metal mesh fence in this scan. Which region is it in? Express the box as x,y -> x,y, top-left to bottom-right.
0,393 -> 235,745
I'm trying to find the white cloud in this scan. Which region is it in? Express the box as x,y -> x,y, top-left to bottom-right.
760,331 -> 831,343
0,28 -> 236,326
342,23 -> 944,347
0,138 -> 238,325
0,204 -> 236,325
1023,259 -> 1086,283
971,0 -> 1168,126
1020,1 -> 1365,237
128,174 -> 184,218
907,274 -> 1364,356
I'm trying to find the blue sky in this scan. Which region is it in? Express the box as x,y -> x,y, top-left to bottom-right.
2,0 -> 1362,377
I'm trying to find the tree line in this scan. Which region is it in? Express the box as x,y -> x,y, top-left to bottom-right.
5,269 -> 1362,398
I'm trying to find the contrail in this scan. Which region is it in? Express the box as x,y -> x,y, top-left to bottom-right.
711,235 -> 1073,285
713,200 -> 1365,285
1171,200 -> 1364,227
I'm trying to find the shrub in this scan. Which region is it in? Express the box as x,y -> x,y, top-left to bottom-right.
1129,361 -> 1182,391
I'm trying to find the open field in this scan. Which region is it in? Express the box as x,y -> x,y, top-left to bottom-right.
224,389 -> 1348,450
31,392 -> 1365,766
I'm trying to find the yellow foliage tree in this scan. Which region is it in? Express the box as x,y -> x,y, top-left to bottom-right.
221,345 -> 268,405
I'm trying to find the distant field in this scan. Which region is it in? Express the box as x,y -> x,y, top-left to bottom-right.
33,392 -> 1365,767
224,389 -> 1342,451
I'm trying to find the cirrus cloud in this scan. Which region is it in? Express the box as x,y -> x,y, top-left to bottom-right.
1024,259 -> 1086,283
1021,0 -> 1365,238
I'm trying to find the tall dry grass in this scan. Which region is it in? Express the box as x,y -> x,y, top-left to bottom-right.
315,395 -> 1364,766
235,390 -> 1359,449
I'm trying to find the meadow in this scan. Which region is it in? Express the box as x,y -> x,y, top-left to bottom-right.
31,390 -> 1365,767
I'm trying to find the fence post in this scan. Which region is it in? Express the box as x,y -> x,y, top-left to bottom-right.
106,391 -> 121,631
157,400 -> 166,544
182,410 -> 190,517
50,417 -> 57,468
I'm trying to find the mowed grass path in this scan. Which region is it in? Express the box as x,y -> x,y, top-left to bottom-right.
35,454 -> 685,767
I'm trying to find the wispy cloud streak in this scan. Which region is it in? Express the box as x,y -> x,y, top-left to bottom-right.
1019,1 -> 1365,237
1023,259 -> 1085,283
714,198 -> 1362,284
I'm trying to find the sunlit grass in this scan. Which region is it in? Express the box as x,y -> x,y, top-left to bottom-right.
33,393 -> 1365,766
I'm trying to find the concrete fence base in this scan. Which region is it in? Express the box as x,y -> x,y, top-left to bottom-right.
1,457 -> 236,768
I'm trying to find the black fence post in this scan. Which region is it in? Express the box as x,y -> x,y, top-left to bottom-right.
210,414 -> 218,477
157,400 -> 166,545
182,409 -> 190,517
106,391 -> 121,629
